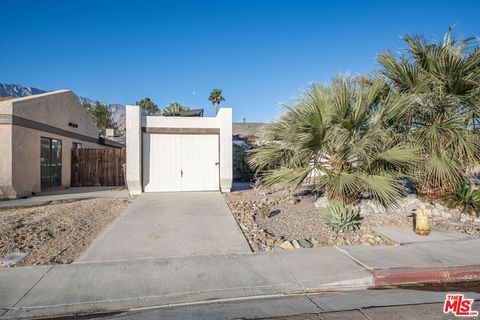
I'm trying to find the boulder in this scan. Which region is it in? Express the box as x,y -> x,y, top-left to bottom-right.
442,212 -> 452,219
298,239 -> 313,248
291,240 -> 301,249
399,194 -> 421,212
314,196 -> 330,209
434,202 -> 446,211
357,200 -> 387,214
357,202 -> 375,215
286,196 -> 299,204
460,213 -> 472,223
280,241 -> 295,251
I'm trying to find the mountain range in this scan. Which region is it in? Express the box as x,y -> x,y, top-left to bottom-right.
0,83 -> 126,131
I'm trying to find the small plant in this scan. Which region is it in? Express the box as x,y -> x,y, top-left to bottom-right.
322,201 -> 360,232
444,182 -> 480,217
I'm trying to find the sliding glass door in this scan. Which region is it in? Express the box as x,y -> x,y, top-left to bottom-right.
40,137 -> 62,189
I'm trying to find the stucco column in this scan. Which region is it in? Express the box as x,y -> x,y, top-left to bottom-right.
126,105 -> 142,195
217,108 -> 232,193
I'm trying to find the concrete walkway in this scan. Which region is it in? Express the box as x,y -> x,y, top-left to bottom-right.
0,187 -> 129,209
79,192 -> 251,261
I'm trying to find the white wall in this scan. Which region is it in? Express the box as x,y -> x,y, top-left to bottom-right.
126,107 -> 233,194
125,105 -> 142,195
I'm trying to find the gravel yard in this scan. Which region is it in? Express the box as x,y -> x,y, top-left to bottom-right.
0,197 -> 133,267
224,187 -> 480,251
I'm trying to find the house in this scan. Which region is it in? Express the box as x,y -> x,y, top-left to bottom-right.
0,90 -> 123,198
125,105 -> 232,194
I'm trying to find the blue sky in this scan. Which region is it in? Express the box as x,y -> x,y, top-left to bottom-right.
1,0 -> 479,122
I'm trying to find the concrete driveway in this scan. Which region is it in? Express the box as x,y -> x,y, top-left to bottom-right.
79,192 -> 251,262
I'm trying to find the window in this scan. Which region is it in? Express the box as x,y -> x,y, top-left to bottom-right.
73,142 -> 82,149
40,137 -> 62,189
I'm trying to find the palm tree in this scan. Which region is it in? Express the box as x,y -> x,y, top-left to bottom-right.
163,102 -> 189,114
208,89 -> 225,115
378,28 -> 480,199
136,97 -> 159,115
249,76 -> 418,207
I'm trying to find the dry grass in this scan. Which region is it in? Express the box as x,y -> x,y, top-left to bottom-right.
0,197 -> 133,266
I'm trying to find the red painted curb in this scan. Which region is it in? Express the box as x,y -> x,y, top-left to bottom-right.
373,265 -> 480,287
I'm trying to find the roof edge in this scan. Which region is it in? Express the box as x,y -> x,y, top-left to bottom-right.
7,90 -> 73,103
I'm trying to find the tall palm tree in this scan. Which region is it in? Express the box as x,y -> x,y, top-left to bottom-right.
208,89 -> 225,115
249,76 -> 418,207
378,28 -> 480,199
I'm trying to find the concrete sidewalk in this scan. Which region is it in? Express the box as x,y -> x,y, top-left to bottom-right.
2,239 -> 480,319
0,187 -> 129,209
1,247 -> 370,319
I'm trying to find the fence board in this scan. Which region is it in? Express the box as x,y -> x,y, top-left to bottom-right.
71,148 -> 126,187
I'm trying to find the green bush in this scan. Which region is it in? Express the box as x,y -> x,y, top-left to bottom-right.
444,182 -> 480,217
322,201 -> 360,232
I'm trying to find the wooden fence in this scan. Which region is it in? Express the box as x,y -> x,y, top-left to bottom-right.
71,148 -> 126,187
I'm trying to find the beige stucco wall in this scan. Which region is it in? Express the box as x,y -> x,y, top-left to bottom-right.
11,90 -> 100,138
11,125 -> 103,197
0,125 -> 13,198
0,90 -> 107,198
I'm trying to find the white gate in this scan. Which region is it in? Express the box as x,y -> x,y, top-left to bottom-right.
143,134 -> 220,192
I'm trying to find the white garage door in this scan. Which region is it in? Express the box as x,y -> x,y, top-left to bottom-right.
143,133 -> 220,192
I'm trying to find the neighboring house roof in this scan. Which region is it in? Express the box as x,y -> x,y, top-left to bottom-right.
99,137 -> 125,148
0,89 -> 124,148
4,89 -> 72,103
163,108 -> 204,117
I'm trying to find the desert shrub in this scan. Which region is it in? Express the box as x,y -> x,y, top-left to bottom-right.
322,201 -> 360,232
233,143 -> 254,181
249,76 -> 417,207
379,28 -> 480,199
444,182 -> 480,217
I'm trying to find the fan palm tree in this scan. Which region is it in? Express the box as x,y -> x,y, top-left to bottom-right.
163,102 -> 189,114
249,76 -> 418,207
209,89 -> 225,115
378,28 -> 480,199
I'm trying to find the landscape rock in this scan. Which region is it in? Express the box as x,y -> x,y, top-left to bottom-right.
442,212 -> 452,219
12,221 -> 25,229
474,218 -> 480,224
460,214 -> 472,223
357,202 -> 375,215
400,194 -> 420,212
224,187 -> 480,252
357,200 -> 387,214
286,196 -> 300,204
314,196 -> 330,209
298,239 -> 313,248
274,239 -> 284,247
430,208 -> 441,217
280,241 -> 295,251
291,240 -> 301,249
0,252 -> 29,266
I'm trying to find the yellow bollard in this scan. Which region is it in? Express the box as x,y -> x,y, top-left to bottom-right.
415,203 -> 431,236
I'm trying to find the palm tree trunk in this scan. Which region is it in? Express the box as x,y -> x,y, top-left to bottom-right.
215,102 -> 219,115
416,183 -> 449,200
325,188 -> 358,205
